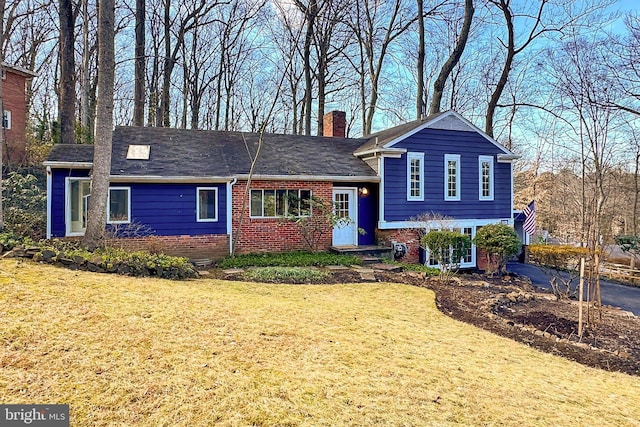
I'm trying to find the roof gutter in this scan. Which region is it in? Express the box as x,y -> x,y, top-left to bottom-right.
497,154 -> 520,163
234,174 -> 380,182
42,161 -> 93,168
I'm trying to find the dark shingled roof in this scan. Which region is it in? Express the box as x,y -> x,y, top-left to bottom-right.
45,144 -> 94,164
46,127 -> 378,179
355,112 -> 445,154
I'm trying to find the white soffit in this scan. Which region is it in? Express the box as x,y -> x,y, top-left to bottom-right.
126,144 -> 150,160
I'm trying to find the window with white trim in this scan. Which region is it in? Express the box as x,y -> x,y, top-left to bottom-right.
250,189 -> 312,218
197,187 -> 218,222
407,152 -> 424,201
444,154 -> 460,201
479,155 -> 494,200
66,178 -> 91,235
107,187 -> 131,224
2,110 -> 11,130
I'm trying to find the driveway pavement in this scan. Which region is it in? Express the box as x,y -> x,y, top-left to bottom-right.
506,261 -> 640,315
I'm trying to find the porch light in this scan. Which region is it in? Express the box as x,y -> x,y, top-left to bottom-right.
359,187 -> 369,196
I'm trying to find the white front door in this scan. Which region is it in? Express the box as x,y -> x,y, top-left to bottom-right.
332,188 -> 358,247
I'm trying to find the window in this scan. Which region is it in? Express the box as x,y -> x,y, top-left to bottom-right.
479,155 -> 494,200
108,187 -> 130,223
197,187 -> 218,222
407,152 -> 424,201
250,189 -> 312,218
444,154 -> 460,201
2,110 -> 11,130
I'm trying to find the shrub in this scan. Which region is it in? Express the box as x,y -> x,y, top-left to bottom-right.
217,251 -> 361,269
529,244 -> 590,300
473,224 -> 520,277
421,230 -> 470,282
2,172 -> 46,240
242,267 -> 330,283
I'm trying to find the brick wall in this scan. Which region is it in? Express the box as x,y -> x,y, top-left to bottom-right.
108,234 -> 230,260
3,70 -> 28,165
232,180 -> 333,254
376,228 -> 423,263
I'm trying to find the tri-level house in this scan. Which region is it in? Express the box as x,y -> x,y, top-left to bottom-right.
2,63 -> 37,165
44,110 -> 517,266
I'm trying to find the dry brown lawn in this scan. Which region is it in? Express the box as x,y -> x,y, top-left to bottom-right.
1,259 -> 639,426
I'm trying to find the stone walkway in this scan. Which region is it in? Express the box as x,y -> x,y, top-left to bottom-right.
221,263 -> 403,282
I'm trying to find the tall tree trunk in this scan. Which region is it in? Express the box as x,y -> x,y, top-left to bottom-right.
59,0 -> 76,144
485,0 -> 514,137
416,0 -> 425,119
161,0 -> 171,127
84,0 -> 115,249
133,0 -> 146,126
301,1 -> 317,136
80,0 -> 92,142
429,0 -> 474,115
0,0 -> 5,230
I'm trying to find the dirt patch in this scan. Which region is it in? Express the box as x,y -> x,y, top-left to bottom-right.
214,267 -> 640,376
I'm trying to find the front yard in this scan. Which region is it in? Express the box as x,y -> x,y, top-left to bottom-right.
1,260 -> 639,426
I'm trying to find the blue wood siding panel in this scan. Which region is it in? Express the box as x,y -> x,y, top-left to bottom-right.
383,128 -> 512,221
128,183 -> 227,235
49,171 -> 228,237
50,169 -> 90,237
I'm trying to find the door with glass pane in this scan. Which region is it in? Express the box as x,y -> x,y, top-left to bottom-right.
67,178 -> 91,235
332,188 -> 357,247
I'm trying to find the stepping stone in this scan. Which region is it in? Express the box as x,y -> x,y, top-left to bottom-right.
370,263 -> 402,273
326,265 -> 349,270
359,272 -> 377,282
223,268 -> 244,275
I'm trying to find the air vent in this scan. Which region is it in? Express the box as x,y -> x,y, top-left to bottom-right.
126,144 -> 150,160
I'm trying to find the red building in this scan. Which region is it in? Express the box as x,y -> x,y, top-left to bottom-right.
2,63 -> 37,165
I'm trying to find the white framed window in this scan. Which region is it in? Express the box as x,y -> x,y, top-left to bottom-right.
2,110 -> 11,130
65,177 -> 91,236
407,152 -> 424,201
250,189 -> 312,218
107,187 -> 131,224
479,155 -> 494,201
444,154 -> 460,201
197,187 -> 218,222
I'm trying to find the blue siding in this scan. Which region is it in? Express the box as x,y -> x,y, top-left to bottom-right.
353,182 -> 377,245
129,183 -> 227,235
49,169 -> 228,237
383,128 -> 511,221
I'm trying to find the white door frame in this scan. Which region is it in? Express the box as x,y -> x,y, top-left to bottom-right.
332,187 -> 358,247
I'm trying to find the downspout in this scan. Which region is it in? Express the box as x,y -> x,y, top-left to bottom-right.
46,166 -> 52,239
227,177 -> 237,255
378,154 -> 385,227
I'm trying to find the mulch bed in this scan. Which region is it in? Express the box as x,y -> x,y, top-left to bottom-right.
215,267 -> 640,376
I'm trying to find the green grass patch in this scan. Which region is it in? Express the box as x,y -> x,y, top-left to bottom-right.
242,266 -> 330,283
384,259 -> 440,275
217,251 -> 361,268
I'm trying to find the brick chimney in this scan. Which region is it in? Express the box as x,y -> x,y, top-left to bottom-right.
323,110 -> 346,138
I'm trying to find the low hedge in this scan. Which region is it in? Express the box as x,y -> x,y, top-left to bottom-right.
218,251 -> 361,268
4,237 -> 198,280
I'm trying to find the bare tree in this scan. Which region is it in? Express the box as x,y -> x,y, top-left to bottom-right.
58,0 -> 76,144
83,0 -> 115,249
428,0 -> 473,115
133,0 -> 145,126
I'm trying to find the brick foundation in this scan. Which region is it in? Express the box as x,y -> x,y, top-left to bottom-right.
108,234 -> 230,260
232,180 -> 333,254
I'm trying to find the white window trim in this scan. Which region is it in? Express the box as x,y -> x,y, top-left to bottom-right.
249,188 -> 313,218
444,154 -> 461,201
196,187 -> 218,222
407,152 -> 425,201
478,155 -> 494,201
65,177 -> 91,237
107,186 -> 131,224
3,110 -> 11,130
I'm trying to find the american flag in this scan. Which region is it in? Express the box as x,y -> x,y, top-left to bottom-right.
523,200 -> 536,235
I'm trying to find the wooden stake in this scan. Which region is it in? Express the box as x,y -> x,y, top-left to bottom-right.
578,257 -> 585,338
